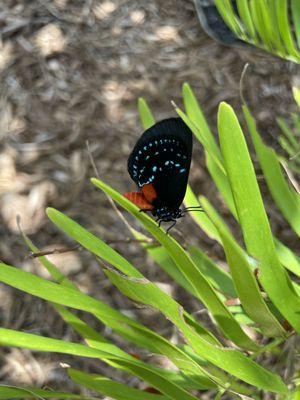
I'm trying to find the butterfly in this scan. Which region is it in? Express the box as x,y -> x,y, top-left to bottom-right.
124,118 -> 200,232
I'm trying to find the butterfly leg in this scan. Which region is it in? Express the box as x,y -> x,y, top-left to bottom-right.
157,218 -> 163,227
166,219 -> 177,234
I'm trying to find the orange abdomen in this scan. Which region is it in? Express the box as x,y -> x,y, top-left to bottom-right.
124,192 -> 154,210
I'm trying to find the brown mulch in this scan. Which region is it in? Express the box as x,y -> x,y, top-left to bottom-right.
0,0 -> 299,397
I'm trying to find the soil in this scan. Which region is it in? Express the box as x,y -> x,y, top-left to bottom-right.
0,0 -> 299,397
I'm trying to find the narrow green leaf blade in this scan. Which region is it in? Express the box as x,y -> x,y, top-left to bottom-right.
104,269 -> 287,394
236,0 -> 257,39
46,208 -> 142,278
244,105 -> 300,236
275,239 -> 300,277
293,87 -> 300,107
0,261 -> 219,384
184,185 -> 221,242
291,0 -> 300,47
69,369 -> 168,400
200,196 -> 285,338
0,386 -> 96,400
138,98 -> 155,129
0,262 -> 131,323
180,85 -> 298,275
276,0 -> 300,60
182,83 -> 221,160
189,246 -> 237,299
218,102 -> 300,333
214,0 -> 244,36
0,329 -> 200,400
277,117 -> 300,150
205,152 -> 237,218
19,229 -> 76,289
46,208 -> 220,348
181,84 -> 236,217
143,244 -> 198,297
0,328 -> 128,360
91,178 -> 259,351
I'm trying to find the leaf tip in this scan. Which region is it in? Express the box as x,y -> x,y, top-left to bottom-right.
219,101 -> 232,113
292,86 -> 300,107
182,82 -> 190,91
45,207 -> 56,218
90,177 -> 99,186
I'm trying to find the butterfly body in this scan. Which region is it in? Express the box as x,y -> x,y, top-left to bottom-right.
125,118 -> 193,229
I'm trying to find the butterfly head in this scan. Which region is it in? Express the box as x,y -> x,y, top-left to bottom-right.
152,206 -> 183,222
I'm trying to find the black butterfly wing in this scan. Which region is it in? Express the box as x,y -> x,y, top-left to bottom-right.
128,118 -> 192,210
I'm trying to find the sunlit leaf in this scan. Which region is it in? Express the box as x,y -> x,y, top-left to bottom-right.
218,102 -> 300,333
91,178 -> 259,351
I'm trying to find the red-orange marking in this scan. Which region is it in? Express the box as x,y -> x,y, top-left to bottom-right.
124,192 -> 154,210
141,184 -> 157,203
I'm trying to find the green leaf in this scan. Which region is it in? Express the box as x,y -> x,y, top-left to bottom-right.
279,136 -> 299,159
46,209 -> 245,390
0,328 -> 130,360
0,262 -> 135,327
250,0 -> 273,49
183,84 -> 299,275
46,208 -> 220,345
293,86 -> 300,107
277,117 -> 300,151
205,152 -> 237,218
200,196 -> 285,338
174,105 -> 225,174
69,369 -> 168,400
291,0 -> 300,47
214,0 -> 244,37
0,329 -> 201,400
19,229 -> 76,289
23,234 -> 212,373
184,185 -> 221,241
101,366 -> 198,400
244,105 -> 300,236
236,0 -> 256,40
182,83 -> 221,161
46,208 -> 142,278
142,243 -> 198,298
61,304 -> 217,391
218,102 -> 300,333
212,0 -> 300,62
275,239 -> 300,277
91,178 -> 259,351
0,262 -> 163,354
138,98 -> 155,129
54,304 -> 108,343
276,0 -> 300,60
0,386 -> 96,400
104,269 -> 287,394
20,234 -> 114,349
182,84 -> 237,217
189,246 -> 237,299
0,262 -> 219,388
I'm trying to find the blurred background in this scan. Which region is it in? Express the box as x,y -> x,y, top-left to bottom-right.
0,0 -> 299,395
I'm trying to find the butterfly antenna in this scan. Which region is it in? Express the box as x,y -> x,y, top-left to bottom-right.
181,207 -> 204,216
182,206 -> 203,211
182,210 -> 204,214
